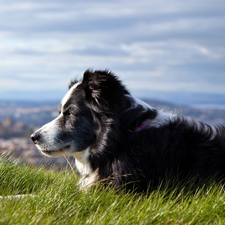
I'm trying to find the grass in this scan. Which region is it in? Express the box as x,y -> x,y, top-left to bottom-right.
0,157 -> 225,224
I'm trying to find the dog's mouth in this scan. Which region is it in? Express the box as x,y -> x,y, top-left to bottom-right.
41,145 -> 71,156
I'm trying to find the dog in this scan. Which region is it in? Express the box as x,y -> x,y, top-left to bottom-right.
31,69 -> 225,192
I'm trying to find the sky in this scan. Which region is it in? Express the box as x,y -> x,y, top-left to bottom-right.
0,0 -> 225,107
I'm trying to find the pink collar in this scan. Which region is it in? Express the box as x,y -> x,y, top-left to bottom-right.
135,120 -> 152,132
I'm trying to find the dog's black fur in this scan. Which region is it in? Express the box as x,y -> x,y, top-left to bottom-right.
31,70 -> 225,192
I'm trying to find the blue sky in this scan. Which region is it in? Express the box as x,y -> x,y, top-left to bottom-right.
0,0 -> 225,106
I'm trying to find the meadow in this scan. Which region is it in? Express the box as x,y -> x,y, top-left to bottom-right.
0,157 -> 225,224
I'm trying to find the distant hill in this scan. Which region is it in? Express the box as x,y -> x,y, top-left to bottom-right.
0,99 -> 224,126
143,99 -> 225,125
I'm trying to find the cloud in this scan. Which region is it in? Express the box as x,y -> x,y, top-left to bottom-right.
0,0 -> 224,105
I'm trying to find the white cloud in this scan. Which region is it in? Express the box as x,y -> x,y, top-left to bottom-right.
0,3 -> 44,12
0,0 -> 224,104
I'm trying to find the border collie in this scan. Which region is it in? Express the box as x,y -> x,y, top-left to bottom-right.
31,70 -> 225,192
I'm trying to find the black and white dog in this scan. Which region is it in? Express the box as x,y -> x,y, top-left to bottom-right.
31,70 -> 225,192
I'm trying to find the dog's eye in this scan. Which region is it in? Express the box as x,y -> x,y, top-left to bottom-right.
63,110 -> 71,116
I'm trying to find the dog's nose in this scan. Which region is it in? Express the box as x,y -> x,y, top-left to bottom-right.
30,132 -> 40,144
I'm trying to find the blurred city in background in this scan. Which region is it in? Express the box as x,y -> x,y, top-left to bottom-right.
0,0 -> 225,167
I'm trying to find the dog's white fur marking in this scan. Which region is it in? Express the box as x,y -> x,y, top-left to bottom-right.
39,116 -> 60,138
132,96 -> 155,110
71,149 -> 91,175
34,115 -> 63,155
61,81 -> 81,110
61,82 -> 98,189
71,149 -> 97,189
152,110 -> 175,128
129,95 -> 176,128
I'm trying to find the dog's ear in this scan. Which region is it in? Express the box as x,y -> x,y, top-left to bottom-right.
121,105 -> 157,132
82,69 -> 129,113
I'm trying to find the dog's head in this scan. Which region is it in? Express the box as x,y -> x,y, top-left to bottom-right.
31,70 -> 157,157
